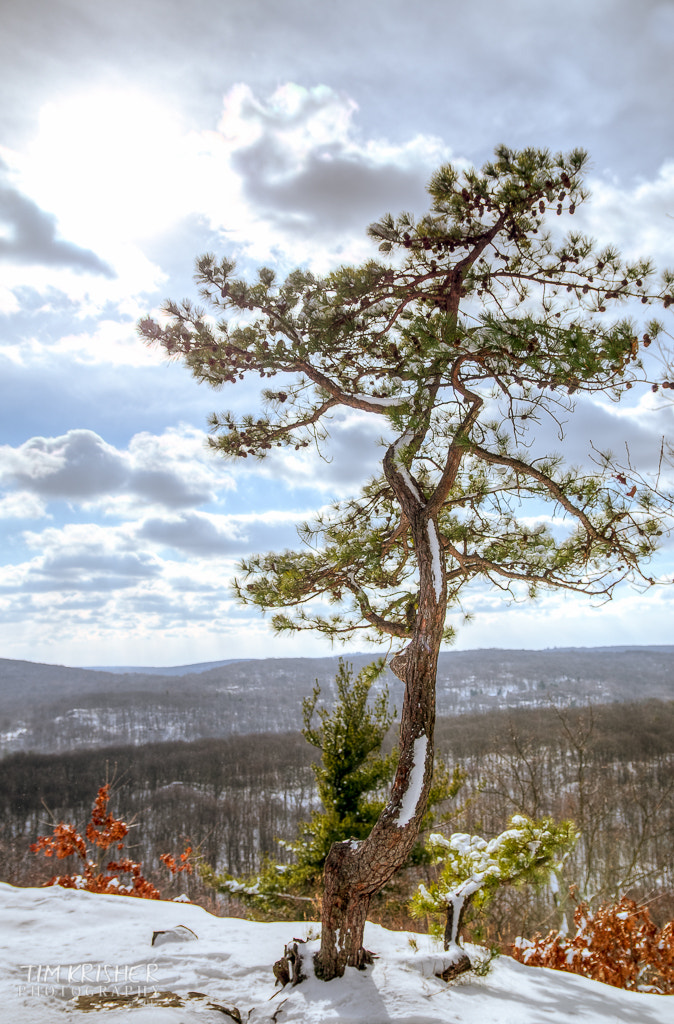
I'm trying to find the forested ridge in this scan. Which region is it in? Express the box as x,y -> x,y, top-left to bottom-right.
3,698 -> 672,944
2,647 -> 673,755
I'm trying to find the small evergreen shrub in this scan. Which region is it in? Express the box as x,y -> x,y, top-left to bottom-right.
411,815 -> 577,972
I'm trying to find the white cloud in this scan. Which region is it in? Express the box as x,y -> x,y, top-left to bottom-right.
238,408 -> 391,495
0,284 -> 20,314
0,232 -> 165,318
9,78 -> 674,373
204,83 -> 450,268
493,385 -> 674,484
0,521 -> 159,595
0,490 -> 46,519
579,164 -> 674,271
0,139 -> 166,313
0,512 -> 261,664
454,582 -> 674,652
0,426 -> 235,514
25,318 -> 163,368
14,89 -> 189,246
3,82 -> 450,294
0,157 -> 112,275
137,507 -> 312,557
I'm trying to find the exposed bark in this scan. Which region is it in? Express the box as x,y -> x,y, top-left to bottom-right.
314,854 -> 374,979
273,940 -> 307,988
437,952 -> 472,983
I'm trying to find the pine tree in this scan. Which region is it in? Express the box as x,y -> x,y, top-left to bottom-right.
297,658 -> 398,882
205,659 -> 463,917
139,145 -> 674,978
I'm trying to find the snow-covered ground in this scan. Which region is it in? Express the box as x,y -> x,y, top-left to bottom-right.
1,882 -> 671,1023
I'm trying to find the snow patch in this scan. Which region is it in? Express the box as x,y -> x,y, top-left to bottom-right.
1,883 -> 672,1023
393,431 -> 422,502
396,734 -> 428,828
348,392 -> 409,408
427,520 -> 443,601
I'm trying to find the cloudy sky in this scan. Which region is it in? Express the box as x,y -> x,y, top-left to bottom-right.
1,0 -> 674,668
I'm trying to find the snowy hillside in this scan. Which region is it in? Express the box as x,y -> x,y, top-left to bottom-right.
1,883 -> 671,1023
2,647 -> 674,755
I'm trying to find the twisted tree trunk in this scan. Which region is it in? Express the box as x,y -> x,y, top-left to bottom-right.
314,505 -> 446,980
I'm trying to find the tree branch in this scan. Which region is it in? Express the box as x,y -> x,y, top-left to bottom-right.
467,444 -> 612,548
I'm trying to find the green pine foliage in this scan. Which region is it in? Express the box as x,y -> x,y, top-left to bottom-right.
299,658 -> 397,866
139,145 -> 674,648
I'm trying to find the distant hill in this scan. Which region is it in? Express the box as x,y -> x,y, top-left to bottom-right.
88,645 -> 674,673
85,659 -> 246,676
1,646 -> 672,756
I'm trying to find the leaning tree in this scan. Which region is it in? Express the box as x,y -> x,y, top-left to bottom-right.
139,146 -> 674,980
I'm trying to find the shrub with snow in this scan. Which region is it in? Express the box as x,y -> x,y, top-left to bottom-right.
411,815 -> 577,975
